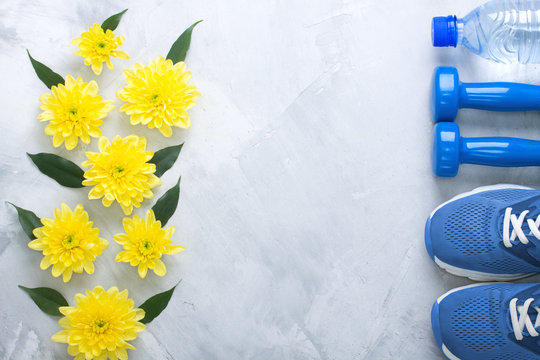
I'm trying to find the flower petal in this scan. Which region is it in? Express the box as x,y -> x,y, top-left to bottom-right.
153,259 -> 167,276
138,265 -> 148,279
51,330 -> 69,343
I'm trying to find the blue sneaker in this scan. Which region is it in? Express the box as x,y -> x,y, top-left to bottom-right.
425,185 -> 540,281
432,283 -> 540,360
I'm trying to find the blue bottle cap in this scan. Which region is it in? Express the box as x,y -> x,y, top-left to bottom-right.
432,16 -> 458,47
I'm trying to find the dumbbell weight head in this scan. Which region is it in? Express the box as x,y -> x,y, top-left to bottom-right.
432,122 -> 460,177
431,66 -> 459,122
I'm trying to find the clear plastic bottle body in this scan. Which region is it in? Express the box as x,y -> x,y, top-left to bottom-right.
460,0 -> 540,64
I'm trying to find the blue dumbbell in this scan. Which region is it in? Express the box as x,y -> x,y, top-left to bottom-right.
433,122 -> 540,177
431,66 -> 540,122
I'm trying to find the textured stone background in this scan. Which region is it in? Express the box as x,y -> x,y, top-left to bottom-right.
2,0 -> 540,359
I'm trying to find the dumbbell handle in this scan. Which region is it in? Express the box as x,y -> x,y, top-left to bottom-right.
433,122 -> 540,177
460,82 -> 540,111
460,136 -> 540,166
432,67 -> 540,122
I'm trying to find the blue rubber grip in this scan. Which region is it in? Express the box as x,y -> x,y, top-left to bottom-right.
460,82 -> 540,111
460,137 -> 540,166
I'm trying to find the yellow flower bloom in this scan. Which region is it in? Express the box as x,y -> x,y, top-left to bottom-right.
52,286 -> 145,360
117,56 -> 200,137
82,135 -> 161,215
72,23 -> 129,75
38,75 -> 114,150
28,203 -> 108,282
115,209 -> 184,278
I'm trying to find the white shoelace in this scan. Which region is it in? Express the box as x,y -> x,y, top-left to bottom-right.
510,298 -> 540,340
502,208 -> 540,248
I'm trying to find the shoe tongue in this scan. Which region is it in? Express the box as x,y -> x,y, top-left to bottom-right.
515,302 -> 540,329
533,308 -> 540,329
523,214 -> 540,257
506,206 -> 540,247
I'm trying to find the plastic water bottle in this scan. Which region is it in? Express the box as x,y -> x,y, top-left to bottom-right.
432,0 -> 540,64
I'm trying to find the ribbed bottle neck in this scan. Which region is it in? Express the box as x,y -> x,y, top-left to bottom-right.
456,18 -> 464,45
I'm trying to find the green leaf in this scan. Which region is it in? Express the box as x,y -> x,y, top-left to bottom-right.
150,143 -> 184,178
7,203 -> 41,240
166,20 -> 203,64
151,177 -> 181,226
139,281 -> 181,324
27,50 -> 64,89
18,285 -> 68,316
101,9 -> 128,32
27,153 -> 84,188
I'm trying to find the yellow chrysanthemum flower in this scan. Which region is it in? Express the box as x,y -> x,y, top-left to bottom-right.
38,75 -> 114,150
28,203 -> 108,282
115,209 -> 184,278
117,56 -> 200,137
52,286 -> 146,360
82,135 -> 161,215
72,23 -> 129,75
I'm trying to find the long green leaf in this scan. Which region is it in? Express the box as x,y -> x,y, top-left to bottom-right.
151,177 -> 181,226
27,153 -> 84,188
150,143 -> 183,178
139,281 -> 180,324
7,203 -> 41,240
101,9 -> 128,32
27,50 -> 64,89
166,20 -> 203,64
18,285 -> 68,316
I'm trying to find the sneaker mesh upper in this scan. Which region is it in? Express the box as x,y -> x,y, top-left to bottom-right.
450,296 -> 505,352
479,258 -> 538,274
490,353 -> 533,360
479,189 -> 532,202
444,203 -> 497,256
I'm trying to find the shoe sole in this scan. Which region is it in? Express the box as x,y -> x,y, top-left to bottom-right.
431,283 -> 495,360
425,184 -> 535,281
